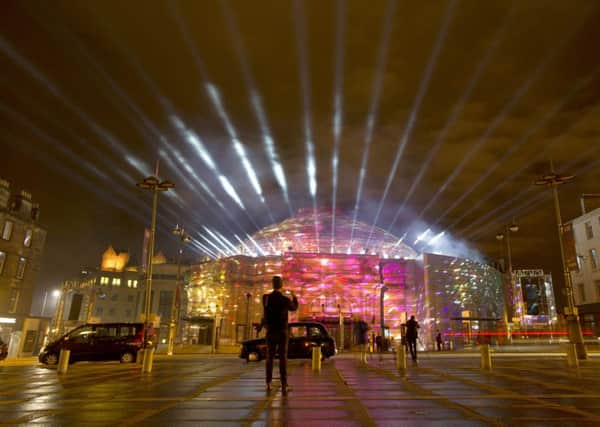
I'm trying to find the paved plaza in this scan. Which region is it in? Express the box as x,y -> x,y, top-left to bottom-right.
1,351 -> 600,426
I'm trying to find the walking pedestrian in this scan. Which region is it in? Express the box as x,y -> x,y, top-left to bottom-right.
406,315 -> 420,361
354,318 -> 369,363
258,275 -> 298,395
436,330 -> 443,351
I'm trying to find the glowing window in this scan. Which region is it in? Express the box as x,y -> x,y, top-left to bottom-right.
0,251 -> 5,275
23,229 -> 33,247
100,277 -> 110,285
590,249 -> 599,271
113,278 -> 121,286
133,280 -> 138,288
2,221 -> 13,240
15,257 -> 26,279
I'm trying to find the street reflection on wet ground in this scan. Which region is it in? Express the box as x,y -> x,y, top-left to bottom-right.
0,353 -> 599,426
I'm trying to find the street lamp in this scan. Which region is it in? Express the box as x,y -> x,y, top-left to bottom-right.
496,220 -> 518,330
245,292 -> 252,340
167,224 -> 191,356
534,167 -> 587,359
136,174 -> 175,372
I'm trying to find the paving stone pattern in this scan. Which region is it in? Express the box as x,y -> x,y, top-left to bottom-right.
0,353 -> 599,426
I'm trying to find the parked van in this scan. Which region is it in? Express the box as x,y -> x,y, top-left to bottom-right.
39,323 -> 155,365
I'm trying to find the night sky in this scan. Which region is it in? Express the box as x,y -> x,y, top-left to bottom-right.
2,0 -> 600,311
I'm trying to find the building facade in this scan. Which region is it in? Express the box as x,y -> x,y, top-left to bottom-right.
569,206 -> 600,335
53,246 -> 189,348
0,178 -> 47,347
185,210 -> 506,350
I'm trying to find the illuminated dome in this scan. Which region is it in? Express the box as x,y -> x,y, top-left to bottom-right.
243,208 -> 417,259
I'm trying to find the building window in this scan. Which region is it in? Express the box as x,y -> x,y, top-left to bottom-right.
590,249 -> 599,270
127,279 -> 132,288
595,280 -> 600,300
113,278 -> 121,286
585,222 -> 594,239
24,229 -> 33,247
100,276 -> 110,285
0,251 -> 5,275
8,288 -> 19,313
2,221 -> 13,240
133,280 -> 138,289
578,283 -> 586,303
15,257 -> 27,279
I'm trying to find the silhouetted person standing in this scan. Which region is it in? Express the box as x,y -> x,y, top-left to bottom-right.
436,330 -> 443,351
259,275 -> 298,395
406,315 -> 420,361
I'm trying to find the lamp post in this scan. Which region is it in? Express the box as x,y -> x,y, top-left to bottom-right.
534,167 -> 587,360
167,224 -> 190,356
496,221 -> 518,337
245,292 -> 252,340
136,174 -> 175,372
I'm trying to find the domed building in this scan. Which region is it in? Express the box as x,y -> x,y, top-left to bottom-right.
185,209 -> 505,350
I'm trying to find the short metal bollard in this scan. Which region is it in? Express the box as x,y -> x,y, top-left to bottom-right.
57,349 -> 70,374
480,344 -> 492,370
137,349 -> 145,365
396,342 -> 406,371
142,347 -> 155,373
311,345 -> 321,372
566,343 -> 579,368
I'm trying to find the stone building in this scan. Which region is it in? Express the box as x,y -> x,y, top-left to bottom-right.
0,178 -> 47,350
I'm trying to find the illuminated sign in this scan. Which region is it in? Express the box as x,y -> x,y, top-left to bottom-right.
0,317 -> 17,324
513,269 -> 545,278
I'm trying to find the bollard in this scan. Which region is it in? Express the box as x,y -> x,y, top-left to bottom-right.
311,345 -> 321,372
480,344 -> 492,370
137,349 -> 145,365
566,343 -> 579,368
142,347 -> 155,373
57,349 -> 70,374
395,342 -> 406,371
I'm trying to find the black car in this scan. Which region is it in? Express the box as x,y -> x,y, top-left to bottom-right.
0,338 -> 7,360
240,322 -> 336,362
39,322 -> 155,365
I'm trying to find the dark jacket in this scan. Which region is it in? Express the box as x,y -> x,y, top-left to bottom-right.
406,318 -> 419,340
261,290 -> 299,333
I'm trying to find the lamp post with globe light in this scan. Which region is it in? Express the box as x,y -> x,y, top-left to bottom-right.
136,174 -> 175,372
496,221 -> 518,339
534,166 -> 586,360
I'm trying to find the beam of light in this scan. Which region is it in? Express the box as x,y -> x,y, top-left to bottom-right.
233,234 -> 256,256
458,105 -> 600,236
198,233 -> 232,257
330,0 -> 347,253
465,142 -> 600,240
433,66 -> 600,230
293,0 -> 319,251
365,0 -> 457,246
171,115 -> 246,210
190,240 -> 218,259
212,228 -> 243,255
386,4 -> 515,233
348,0 -> 396,253
415,10 -> 589,224
0,35 -> 152,180
414,228 -> 432,245
427,231 -> 445,246
205,83 -> 265,204
220,1 -> 293,214
203,226 -> 240,256
391,232 -> 408,250
246,234 -> 266,256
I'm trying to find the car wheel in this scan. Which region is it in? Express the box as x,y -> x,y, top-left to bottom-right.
43,353 -> 59,366
120,351 -> 135,363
